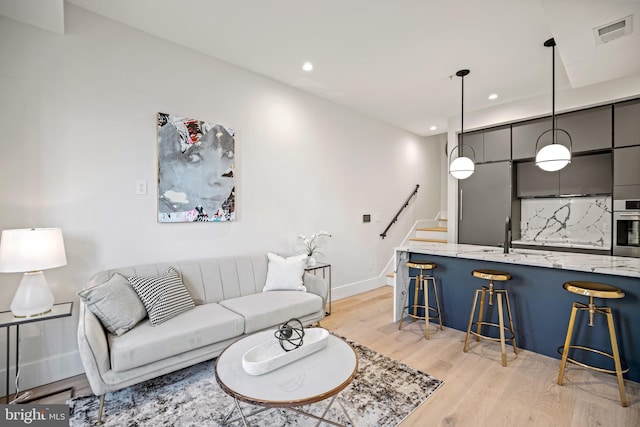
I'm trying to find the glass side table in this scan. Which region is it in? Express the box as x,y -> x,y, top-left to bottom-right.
305,263 -> 332,315
1,302 -> 73,403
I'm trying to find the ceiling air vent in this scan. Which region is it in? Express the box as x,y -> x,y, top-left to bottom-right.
593,15 -> 633,45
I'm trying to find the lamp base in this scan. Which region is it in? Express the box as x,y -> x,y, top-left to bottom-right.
10,271 -> 55,318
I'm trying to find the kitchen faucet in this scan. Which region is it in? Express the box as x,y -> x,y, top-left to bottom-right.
504,216 -> 511,254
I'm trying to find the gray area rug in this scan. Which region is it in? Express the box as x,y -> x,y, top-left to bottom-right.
68,336 -> 443,426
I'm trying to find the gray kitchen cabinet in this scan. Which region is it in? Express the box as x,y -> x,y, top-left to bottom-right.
614,99 -> 640,148
459,131 -> 484,163
516,160 -> 559,197
556,105 -> 612,153
459,126 -> 510,164
559,153 -> 612,195
459,161 -> 512,246
512,117 -> 550,160
614,146 -> 640,199
516,153 -> 612,197
483,126 -> 511,162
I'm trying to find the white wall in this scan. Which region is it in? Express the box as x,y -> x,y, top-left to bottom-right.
0,5 -> 442,391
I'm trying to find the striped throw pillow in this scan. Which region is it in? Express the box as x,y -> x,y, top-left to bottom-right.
128,267 -> 195,326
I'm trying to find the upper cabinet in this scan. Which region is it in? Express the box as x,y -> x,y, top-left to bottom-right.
459,125 -> 511,164
512,106 -> 612,160
556,105 -> 612,153
516,153 -> 612,198
614,99 -> 640,148
512,118 -> 550,160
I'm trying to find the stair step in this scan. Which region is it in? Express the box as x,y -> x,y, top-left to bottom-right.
409,237 -> 448,244
439,218 -> 448,222
416,227 -> 447,232
386,272 -> 395,278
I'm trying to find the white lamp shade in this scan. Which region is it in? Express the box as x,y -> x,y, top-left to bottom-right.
449,156 -> 475,179
0,228 -> 67,273
535,143 -> 571,172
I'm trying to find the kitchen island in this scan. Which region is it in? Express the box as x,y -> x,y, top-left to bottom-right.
393,243 -> 640,382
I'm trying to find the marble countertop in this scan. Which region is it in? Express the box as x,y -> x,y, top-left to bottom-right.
395,243 -> 640,278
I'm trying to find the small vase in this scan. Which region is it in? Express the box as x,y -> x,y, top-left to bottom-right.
307,255 -> 317,267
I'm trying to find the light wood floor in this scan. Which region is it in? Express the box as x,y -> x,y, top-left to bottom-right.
13,286 -> 640,426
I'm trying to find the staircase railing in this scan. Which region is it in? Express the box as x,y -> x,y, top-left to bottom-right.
380,184 -> 419,239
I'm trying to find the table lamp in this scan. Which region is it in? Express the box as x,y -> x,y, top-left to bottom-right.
0,228 -> 67,317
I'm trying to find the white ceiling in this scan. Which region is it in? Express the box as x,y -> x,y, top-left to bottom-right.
4,0 -> 640,136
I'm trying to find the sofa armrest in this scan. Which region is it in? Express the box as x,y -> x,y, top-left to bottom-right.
303,272 -> 328,309
77,300 -> 112,396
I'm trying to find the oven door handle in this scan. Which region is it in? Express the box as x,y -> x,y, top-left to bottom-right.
616,213 -> 640,218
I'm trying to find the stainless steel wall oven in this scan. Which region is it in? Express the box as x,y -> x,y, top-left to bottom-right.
613,200 -> 640,257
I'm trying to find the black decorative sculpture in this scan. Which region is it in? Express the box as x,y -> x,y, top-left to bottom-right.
274,318 -> 305,352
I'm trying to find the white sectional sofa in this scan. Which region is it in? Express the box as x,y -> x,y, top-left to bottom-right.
77,253 -> 327,423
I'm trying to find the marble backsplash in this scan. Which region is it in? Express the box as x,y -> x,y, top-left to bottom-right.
519,196 -> 612,248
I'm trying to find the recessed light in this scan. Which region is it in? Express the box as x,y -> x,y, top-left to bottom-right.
488,93 -> 498,100
302,62 -> 313,72
430,126 -> 437,131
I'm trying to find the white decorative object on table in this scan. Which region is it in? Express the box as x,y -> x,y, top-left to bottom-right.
242,328 -> 329,375
298,231 -> 331,266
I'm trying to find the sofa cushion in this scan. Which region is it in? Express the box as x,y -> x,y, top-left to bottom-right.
108,303 -> 244,372
220,291 -> 323,334
263,252 -> 308,292
128,267 -> 195,326
77,273 -> 147,336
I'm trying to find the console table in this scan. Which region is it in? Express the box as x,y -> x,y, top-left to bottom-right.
1,302 -> 73,403
305,263 -> 332,315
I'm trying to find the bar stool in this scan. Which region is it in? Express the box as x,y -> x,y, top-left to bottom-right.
398,261 -> 443,339
557,281 -> 628,407
463,269 -> 517,367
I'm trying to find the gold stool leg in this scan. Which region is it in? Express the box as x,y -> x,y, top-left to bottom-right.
476,288 -> 487,342
557,303 -> 579,385
503,289 -> 518,354
605,307 -> 628,407
423,274 -> 430,339
497,293 -> 507,367
429,276 -> 444,331
464,289 -> 480,352
412,274 -> 421,323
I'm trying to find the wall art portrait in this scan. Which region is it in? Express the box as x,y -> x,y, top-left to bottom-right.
157,112 -> 236,223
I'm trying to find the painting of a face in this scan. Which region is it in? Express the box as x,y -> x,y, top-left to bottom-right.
157,113 -> 235,222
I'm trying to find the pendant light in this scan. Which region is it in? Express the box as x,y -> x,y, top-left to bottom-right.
535,38 -> 572,172
449,69 -> 475,180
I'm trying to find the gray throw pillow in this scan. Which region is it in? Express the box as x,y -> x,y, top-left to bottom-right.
128,267 -> 195,326
77,273 -> 147,336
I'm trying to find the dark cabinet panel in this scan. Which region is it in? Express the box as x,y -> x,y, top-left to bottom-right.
614,146 -> 640,186
459,131 -> 483,163
614,99 -> 640,148
484,126 -> 511,162
459,161 -> 512,246
556,105 -> 612,153
516,161 -> 559,197
512,118 -> 550,160
516,153 -> 612,197
559,153 -> 612,195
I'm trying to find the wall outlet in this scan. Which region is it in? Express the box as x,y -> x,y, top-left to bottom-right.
374,213 -> 382,222
136,180 -> 147,195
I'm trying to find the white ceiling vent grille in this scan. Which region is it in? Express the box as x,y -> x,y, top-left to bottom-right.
593,15 -> 633,45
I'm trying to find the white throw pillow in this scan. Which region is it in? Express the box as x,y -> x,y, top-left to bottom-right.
263,252 -> 309,292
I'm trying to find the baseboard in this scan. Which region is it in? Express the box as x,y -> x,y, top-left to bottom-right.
331,276 -> 386,302
0,349 -> 84,395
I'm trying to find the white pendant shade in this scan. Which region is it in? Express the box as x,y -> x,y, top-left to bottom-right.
449,156 -> 475,179
535,143 -> 571,172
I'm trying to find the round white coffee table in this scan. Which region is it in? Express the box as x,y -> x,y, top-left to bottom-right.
215,328 -> 358,426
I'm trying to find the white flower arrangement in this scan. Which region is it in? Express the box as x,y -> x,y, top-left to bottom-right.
298,231 -> 332,257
